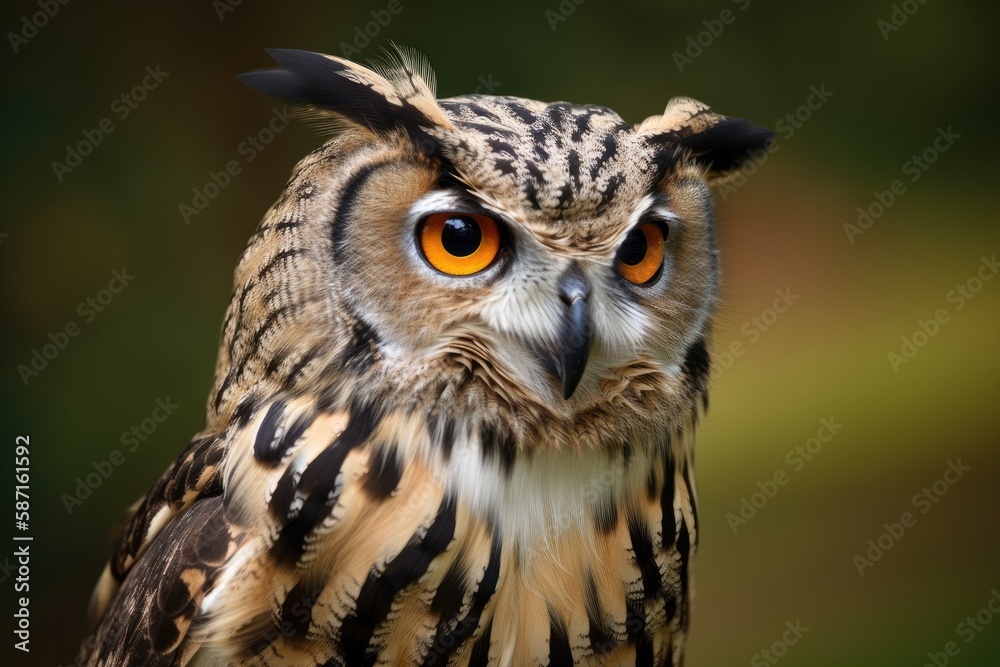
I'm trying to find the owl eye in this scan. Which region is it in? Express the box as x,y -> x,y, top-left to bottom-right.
419,213 -> 501,276
616,222 -> 666,285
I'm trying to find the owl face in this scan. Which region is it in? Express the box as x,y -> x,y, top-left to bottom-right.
226,48 -> 772,443
330,108 -> 720,406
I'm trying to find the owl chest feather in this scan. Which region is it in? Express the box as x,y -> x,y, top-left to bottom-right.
186,394 -> 696,667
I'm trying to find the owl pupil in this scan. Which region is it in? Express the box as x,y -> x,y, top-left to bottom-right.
441,216 -> 482,257
618,229 -> 648,266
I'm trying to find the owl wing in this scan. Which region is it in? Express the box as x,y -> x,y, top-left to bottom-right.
85,429 -> 235,666
85,495 -> 243,667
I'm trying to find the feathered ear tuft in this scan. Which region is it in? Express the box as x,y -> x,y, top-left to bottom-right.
638,97 -> 774,184
238,47 -> 452,142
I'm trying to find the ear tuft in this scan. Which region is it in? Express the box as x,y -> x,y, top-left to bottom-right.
639,97 -> 774,184
238,47 -> 452,139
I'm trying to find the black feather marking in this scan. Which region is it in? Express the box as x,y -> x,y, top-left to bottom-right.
340,400 -> 382,447
677,519 -> 691,627
646,116 -> 774,175
486,138 -> 517,157
625,591 -> 654,667
523,181 -> 541,210
239,49 -> 441,136
525,161 -> 546,209
420,531 -> 502,667
544,102 -> 572,130
427,411 -> 457,461
621,440 -> 633,467
230,280 -> 257,350
590,134 -> 618,180
556,182 -> 573,209
645,467 -> 658,502
635,632 -> 655,667
269,402 -> 382,559
269,443 -> 349,563
432,559 -> 468,617
682,337 -> 711,410
338,314 -> 381,371
584,572 -> 614,654
567,149 -> 582,192
286,346 -> 322,382
231,394 -> 259,428
254,248 -> 304,282
255,407 -> 313,466
275,218 -> 303,231
242,305 -> 291,362
627,512 -> 662,601
571,113 -> 591,142
508,102 -> 537,125
493,158 -> 516,176
660,451 -> 677,550
597,173 -> 625,211
462,121 -> 518,138
361,446 -> 403,499
279,581 -> 324,643
463,102 -> 503,122
478,422 -> 516,473
594,495 -> 618,534
340,496 -> 458,666
467,619 -> 493,667
664,589 -> 678,623
548,606 -> 574,666
213,368 -> 235,412
331,159 -> 396,263
683,460 -> 699,545
265,346 -> 290,376
253,400 -> 287,463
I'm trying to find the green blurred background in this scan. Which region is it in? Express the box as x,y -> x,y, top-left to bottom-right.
2,0 -> 998,665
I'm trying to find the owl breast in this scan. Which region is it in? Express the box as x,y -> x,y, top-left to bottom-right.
180,392 -> 696,667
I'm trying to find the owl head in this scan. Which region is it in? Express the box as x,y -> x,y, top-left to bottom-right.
212,48 -> 772,452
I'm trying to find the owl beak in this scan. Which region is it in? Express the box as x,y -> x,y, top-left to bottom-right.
557,265 -> 592,400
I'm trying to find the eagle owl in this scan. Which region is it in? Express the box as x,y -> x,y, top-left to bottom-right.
84,48 -> 771,667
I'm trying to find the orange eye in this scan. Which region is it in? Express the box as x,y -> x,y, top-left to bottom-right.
616,222 -> 665,285
419,212 -> 501,276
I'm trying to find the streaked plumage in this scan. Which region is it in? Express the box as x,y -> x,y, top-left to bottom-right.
84,47 -> 772,667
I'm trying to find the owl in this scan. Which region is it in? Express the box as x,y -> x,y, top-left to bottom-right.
83,48 -> 771,667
